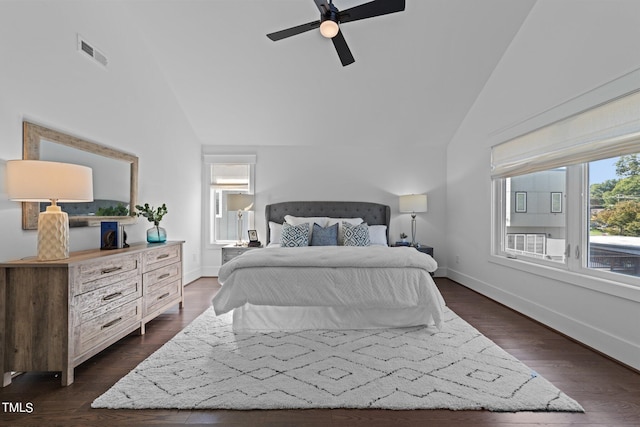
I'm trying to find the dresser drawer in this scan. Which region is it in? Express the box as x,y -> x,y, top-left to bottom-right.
75,255 -> 140,295
74,275 -> 142,323
143,279 -> 181,316
143,262 -> 181,290
74,299 -> 142,356
142,245 -> 181,273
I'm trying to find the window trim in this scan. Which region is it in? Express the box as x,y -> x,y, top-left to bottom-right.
488,253 -> 640,303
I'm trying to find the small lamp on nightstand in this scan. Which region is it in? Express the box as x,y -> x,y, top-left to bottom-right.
227,193 -> 254,246
6,160 -> 93,261
399,194 -> 427,247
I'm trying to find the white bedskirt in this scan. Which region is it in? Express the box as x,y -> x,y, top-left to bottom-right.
232,304 -> 440,332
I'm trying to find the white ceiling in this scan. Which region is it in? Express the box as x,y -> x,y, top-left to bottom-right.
125,0 -> 536,148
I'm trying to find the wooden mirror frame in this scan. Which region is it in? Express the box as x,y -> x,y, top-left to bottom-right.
22,121 -> 139,229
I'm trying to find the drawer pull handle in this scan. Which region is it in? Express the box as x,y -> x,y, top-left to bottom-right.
158,292 -> 170,300
156,254 -> 170,260
101,266 -> 123,274
158,273 -> 171,280
103,292 -> 123,301
102,317 -> 123,329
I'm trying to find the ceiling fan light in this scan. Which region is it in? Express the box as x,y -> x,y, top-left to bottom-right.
320,20 -> 339,38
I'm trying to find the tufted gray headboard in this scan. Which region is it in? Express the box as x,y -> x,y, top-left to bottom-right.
265,201 -> 391,244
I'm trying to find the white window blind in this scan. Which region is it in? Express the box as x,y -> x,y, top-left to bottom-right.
491,90 -> 640,178
203,154 -> 256,165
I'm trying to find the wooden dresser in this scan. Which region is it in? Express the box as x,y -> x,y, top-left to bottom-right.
0,241 -> 184,387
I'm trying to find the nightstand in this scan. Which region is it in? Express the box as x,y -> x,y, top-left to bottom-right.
414,245 -> 433,257
221,245 -> 262,264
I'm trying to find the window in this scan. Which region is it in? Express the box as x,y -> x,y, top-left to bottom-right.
204,155 -> 255,244
492,89 -> 640,288
502,168 -> 566,263
588,155 -> 640,277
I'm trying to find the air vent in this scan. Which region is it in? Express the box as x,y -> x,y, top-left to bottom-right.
77,34 -> 108,67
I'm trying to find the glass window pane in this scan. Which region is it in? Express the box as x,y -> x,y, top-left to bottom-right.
588,155 -> 640,277
209,163 -> 251,244
504,168 -> 566,262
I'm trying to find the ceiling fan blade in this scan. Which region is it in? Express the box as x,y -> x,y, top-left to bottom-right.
267,20 -> 321,41
339,0 -> 405,24
331,30 -> 355,66
313,0 -> 330,14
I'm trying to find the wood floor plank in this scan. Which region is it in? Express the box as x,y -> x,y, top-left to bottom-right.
1,277 -> 638,426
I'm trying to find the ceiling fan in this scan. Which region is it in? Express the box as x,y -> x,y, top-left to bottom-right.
266,0 -> 406,66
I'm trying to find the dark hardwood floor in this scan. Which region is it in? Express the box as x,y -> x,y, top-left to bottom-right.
1,277 -> 639,426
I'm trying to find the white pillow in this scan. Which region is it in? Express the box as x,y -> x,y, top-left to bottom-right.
284,215 -> 330,227
326,217 -> 363,245
284,215 -> 330,240
368,225 -> 388,246
269,221 -> 282,244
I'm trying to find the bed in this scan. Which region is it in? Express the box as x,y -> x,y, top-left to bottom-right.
213,201 -> 445,331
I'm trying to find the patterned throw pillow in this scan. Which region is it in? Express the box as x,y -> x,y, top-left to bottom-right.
310,223 -> 338,246
280,222 -> 310,247
342,221 -> 370,246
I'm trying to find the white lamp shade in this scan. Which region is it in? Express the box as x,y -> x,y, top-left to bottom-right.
227,193 -> 254,211
6,160 -> 93,202
399,194 -> 428,213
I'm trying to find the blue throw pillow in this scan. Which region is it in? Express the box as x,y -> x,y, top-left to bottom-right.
280,222 -> 309,247
310,223 -> 338,246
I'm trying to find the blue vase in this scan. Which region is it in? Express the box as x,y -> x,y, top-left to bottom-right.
147,226 -> 167,243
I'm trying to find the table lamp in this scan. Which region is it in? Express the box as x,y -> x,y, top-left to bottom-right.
227,193 -> 254,246
7,160 -> 93,260
399,194 -> 428,247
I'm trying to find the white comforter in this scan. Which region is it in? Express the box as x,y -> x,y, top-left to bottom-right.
213,246 -> 445,326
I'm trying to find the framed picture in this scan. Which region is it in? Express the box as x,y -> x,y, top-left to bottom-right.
248,229 -> 258,242
551,192 -> 563,213
515,192 -> 527,213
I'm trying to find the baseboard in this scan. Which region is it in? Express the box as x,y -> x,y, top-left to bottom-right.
184,268 -> 203,286
447,268 -> 640,372
201,266 -> 220,278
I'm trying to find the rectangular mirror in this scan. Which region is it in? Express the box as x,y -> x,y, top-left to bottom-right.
22,121 -> 138,229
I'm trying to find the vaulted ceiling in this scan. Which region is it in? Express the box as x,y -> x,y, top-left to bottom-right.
125,0 -> 535,148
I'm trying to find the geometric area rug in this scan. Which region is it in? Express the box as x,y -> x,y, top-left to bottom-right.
92,307 -> 584,412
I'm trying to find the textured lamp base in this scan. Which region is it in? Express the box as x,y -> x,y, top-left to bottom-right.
37,205 -> 69,261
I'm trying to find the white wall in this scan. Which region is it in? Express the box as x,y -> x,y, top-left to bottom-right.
0,1 -> 202,283
202,144 -> 447,276
446,0 -> 640,370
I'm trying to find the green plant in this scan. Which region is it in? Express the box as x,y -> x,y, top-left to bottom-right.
400,232 -> 408,239
135,203 -> 168,226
